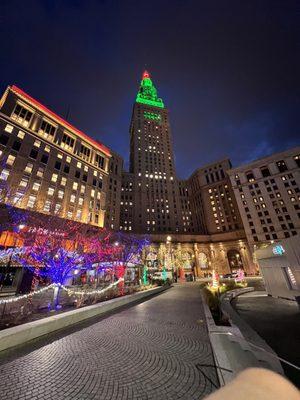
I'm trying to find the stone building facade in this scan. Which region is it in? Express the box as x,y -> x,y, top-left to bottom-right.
121,71 -> 183,234
0,85 -> 111,228
144,232 -> 256,278
228,147 -> 300,248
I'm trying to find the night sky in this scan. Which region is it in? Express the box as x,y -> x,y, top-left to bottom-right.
2,0 -> 299,178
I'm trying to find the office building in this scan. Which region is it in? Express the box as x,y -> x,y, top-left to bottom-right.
0,85 -> 111,229
228,147 -> 300,247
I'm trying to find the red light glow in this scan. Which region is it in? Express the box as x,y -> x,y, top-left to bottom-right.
10,85 -> 111,157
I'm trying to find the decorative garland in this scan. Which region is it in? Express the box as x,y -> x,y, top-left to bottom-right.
0,278 -> 124,305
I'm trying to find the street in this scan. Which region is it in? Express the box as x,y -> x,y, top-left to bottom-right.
0,283 -> 218,400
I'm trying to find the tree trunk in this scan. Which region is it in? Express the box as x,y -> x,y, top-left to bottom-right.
52,285 -> 60,310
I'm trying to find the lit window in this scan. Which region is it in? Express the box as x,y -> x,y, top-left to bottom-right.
57,153 -> 63,159
70,194 -> 76,203
73,182 -> 78,190
55,203 -> 61,213
45,145 -> 50,153
11,104 -> 33,127
37,167 -> 44,178
6,155 -> 16,166
58,190 -> 64,199
25,163 -> 33,174
67,211 -> 73,218
61,177 -> 67,186
13,191 -> 24,205
51,173 -> 58,182
80,185 -> 85,194
93,170 -> 97,176
78,197 -> 84,205
4,124 -> 13,133
39,120 -> 56,139
19,177 -> 28,187
43,200 -> 51,212
77,161 -> 82,169
17,130 -> 25,139
76,210 -> 82,219
66,156 -> 71,163
32,182 -> 40,191
27,195 -> 36,208
34,140 -> 41,147
47,187 -> 55,196
84,165 -> 88,172
91,189 -> 95,198
61,133 -> 75,151
0,169 -> 10,180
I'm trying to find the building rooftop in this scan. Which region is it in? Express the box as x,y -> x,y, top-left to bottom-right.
7,85 -> 111,157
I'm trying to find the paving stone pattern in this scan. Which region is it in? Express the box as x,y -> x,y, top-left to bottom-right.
0,284 -> 218,399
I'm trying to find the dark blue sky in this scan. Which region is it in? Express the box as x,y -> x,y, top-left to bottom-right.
2,0 -> 299,178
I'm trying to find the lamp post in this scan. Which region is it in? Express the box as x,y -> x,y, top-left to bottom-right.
165,236 -> 172,282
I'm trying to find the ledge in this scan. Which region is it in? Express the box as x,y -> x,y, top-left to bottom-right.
201,287 -> 284,386
0,286 -> 168,352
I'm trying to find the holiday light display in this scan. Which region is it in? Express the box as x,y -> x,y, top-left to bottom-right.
136,71 -> 165,108
0,278 -> 124,305
212,269 -> 220,288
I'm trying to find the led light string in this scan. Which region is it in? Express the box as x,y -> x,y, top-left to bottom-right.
0,278 -> 124,305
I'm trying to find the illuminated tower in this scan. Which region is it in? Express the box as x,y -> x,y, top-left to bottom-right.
126,71 -> 182,234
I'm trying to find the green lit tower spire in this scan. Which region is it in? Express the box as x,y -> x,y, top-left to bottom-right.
136,71 -> 165,108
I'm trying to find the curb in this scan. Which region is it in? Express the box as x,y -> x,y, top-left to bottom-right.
0,285 -> 168,352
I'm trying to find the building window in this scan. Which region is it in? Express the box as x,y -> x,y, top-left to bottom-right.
55,161 -> 61,170
61,133 -> 75,150
29,148 -> 38,160
41,154 -> 49,165
37,167 -> 44,178
276,160 -> 288,173
11,104 -> 33,127
95,154 -> 105,169
70,194 -> 76,203
246,171 -> 255,183
294,155 -> 300,168
12,140 -> 21,152
39,120 -> 56,139
47,187 -> 55,196
19,177 -> 29,187
79,144 -> 91,161
4,124 -> 14,133
0,169 -> 10,181
25,163 -> 33,174
51,173 -> 58,183
32,182 -> 41,191
58,190 -> 64,199
43,200 -> 51,212
6,155 -> 16,166
0,134 -> 9,146
27,195 -> 36,208
261,167 -> 271,177
17,130 -> 25,139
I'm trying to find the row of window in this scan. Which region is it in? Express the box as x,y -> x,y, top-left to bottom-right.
10,103 -> 106,168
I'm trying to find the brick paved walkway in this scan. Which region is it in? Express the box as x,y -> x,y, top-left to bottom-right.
0,283 -> 218,399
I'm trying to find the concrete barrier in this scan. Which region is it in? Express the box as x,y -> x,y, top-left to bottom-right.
201,287 -> 284,386
0,286 -> 168,352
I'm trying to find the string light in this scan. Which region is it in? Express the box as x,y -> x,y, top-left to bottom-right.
0,278 -> 124,305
